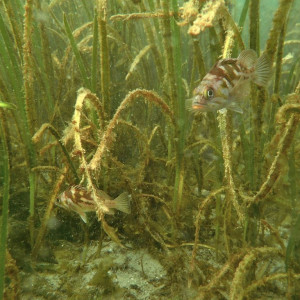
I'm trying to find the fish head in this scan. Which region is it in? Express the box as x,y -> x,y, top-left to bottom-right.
191,81 -> 228,112
55,191 -> 71,210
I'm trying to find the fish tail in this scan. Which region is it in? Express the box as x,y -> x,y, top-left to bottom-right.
114,192 -> 131,214
253,52 -> 272,87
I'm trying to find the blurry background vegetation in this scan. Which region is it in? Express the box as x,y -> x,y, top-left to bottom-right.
0,0 -> 300,299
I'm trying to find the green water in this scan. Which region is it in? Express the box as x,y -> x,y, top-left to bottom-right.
1,0 -> 300,299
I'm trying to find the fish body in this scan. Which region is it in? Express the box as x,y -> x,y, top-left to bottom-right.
190,49 -> 272,113
56,185 -> 130,223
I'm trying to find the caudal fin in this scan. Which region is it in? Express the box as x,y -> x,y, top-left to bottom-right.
253,53 -> 272,87
114,192 -> 131,214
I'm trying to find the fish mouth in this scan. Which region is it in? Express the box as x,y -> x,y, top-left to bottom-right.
192,103 -> 207,111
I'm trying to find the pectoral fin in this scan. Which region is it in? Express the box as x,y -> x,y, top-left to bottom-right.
78,211 -> 88,223
227,102 -> 243,114
230,77 -> 250,103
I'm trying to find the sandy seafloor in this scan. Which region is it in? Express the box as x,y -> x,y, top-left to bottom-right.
19,240 -> 185,299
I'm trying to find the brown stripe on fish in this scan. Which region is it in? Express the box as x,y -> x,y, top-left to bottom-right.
65,189 -> 74,200
229,59 -> 242,73
78,195 -> 94,204
209,64 -> 233,87
220,77 -> 231,89
221,60 -> 241,82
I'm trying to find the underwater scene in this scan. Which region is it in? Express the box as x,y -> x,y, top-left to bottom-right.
1,0 -> 300,299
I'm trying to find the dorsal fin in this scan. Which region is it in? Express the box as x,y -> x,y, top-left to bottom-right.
237,49 -> 257,70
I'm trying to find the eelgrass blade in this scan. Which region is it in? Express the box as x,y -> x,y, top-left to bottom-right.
0,12 -> 22,83
91,10 -> 98,93
0,15 -> 23,97
171,0 -> 186,214
80,0 -> 92,20
288,144 -> 297,208
238,117 -> 251,184
0,117 -> 10,300
63,13 -> 90,89
286,213 -> 300,271
238,0 -> 250,29
232,0 -> 250,56
284,59 -> 299,95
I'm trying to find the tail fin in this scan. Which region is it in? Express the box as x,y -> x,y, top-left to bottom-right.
253,52 -> 272,87
114,192 -> 131,214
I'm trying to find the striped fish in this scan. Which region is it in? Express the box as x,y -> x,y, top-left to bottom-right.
56,185 -> 130,223
189,49 -> 272,113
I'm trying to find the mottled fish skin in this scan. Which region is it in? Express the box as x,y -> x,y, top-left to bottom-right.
56,185 -> 130,223
190,49 -> 272,113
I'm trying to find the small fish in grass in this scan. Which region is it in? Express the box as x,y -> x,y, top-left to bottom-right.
188,49 -> 272,113
56,185 -> 130,223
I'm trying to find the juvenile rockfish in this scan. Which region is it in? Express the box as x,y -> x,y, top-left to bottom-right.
190,49 -> 272,113
56,185 -> 130,223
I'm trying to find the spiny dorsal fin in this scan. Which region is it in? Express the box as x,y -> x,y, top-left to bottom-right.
237,49 -> 258,70
253,52 -> 272,87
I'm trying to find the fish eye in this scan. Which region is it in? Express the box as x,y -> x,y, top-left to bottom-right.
206,88 -> 214,99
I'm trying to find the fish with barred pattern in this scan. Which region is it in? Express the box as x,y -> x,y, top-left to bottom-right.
56,185 -> 130,223
188,49 -> 272,113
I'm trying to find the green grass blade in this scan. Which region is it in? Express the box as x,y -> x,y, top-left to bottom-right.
0,12 -> 22,83
63,13 -> 90,89
0,118 -> 10,300
238,0 -> 250,28
286,213 -> 300,271
91,10 -> 98,93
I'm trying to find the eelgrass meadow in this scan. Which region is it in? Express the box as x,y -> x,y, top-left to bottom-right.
1,0 -> 300,299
